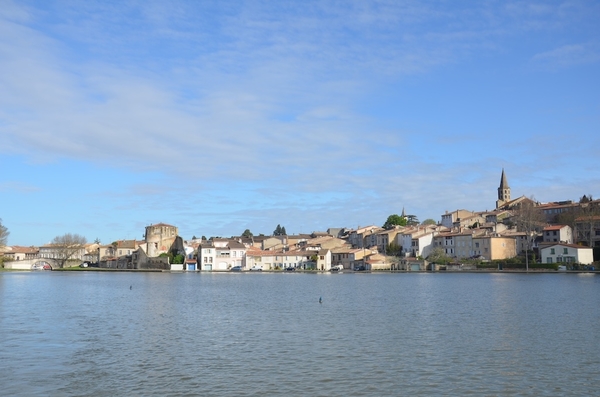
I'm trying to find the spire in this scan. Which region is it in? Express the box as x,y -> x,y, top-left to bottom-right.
401,206 -> 406,218
496,168 -> 511,208
499,168 -> 509,190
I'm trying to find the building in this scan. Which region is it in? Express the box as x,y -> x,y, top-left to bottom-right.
347,226 -> 381,248
496,168 -> 511,208
198,239 -> 247,271
331,247 -> 372,270
397,225 -> 438,258
441,210 -> 476,229
143,223 -> 179,257
471,235 -> 517,261
542,225 -> 573,244
574,215 -> 600,248
540,243 -> 594,265
2,246 -> 38,261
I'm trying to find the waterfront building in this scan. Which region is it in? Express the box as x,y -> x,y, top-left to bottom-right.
198,238 -> 246,271
540,243 -> 593,265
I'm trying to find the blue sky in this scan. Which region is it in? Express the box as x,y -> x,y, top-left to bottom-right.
1,0 -> 599,246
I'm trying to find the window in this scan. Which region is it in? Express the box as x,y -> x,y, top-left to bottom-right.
563,248 -> 568,254
475,242 -> 479,248
550,248 -> 555,254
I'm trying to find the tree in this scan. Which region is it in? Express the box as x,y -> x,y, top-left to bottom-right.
427,247 -> 452,266
580,194 -> 593,203
382,214 -> 407,229
50,233 -> 87,268
406,215 -> 419,226
0,218 -> 9,248
422,219 -> 437,226
573,198 -> 600,247
385,242 -> 403,257
511,197 -> 545,271
273,224 -> 287,236
242,229 -> 253,238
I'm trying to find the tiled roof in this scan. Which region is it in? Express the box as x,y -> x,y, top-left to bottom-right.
540,243 -> 592,250
543,225 -> 567,231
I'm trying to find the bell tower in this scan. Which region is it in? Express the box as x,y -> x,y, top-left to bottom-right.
496,168 -> 511,208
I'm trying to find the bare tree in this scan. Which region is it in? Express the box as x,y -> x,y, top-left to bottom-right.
0,218 -> 8,248
574,198 -> 600,247
51,233 -> 87,268
511,197 -> 546,271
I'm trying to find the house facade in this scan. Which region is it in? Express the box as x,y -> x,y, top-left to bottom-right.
198,239 -> 246,271
471,235 -> 516,261
574,215 -> 600,248
540,243 -> 593,265
542,225 -> 573,244
3,246 -> 38,261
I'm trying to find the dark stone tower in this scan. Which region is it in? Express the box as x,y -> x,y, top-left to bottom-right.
496,168 -> 511,208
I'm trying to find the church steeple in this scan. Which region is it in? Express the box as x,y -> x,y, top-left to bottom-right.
496,168 -> 511,208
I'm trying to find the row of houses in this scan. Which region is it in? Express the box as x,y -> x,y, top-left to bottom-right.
2,171 -> 599,270
2,216 -> 597,271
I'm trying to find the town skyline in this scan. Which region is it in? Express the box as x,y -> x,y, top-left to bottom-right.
2,1 -> 599,246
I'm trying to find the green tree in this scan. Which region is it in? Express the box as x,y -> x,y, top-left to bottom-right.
382,214 -> 407,229
427,247 -> 452,266
242,229 -> 253,238
422,218 -> 437,226
385,242 -> 403,256
273,224 -> 287,236
281,226 -> 287,235
406,215 -> 419,226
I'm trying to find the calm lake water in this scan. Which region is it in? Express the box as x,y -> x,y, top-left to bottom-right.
1,271 -> 599,396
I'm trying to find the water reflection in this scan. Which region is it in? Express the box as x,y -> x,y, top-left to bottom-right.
1,272 -> 598,396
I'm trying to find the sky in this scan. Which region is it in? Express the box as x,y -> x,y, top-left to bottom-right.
1,0 -> 599,246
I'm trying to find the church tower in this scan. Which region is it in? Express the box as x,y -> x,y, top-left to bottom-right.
496,168 -> 511,208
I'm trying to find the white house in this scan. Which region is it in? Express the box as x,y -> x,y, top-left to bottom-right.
542,225 -> 573,244
540,243 -> 593,265
398,226 -> 438,258
198,239 -> 246,271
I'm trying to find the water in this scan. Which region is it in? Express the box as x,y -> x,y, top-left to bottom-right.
1,271 -> 599,396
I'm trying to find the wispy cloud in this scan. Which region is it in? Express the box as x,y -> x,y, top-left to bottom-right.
1,1 -> 599,243
531,43 -> 600,70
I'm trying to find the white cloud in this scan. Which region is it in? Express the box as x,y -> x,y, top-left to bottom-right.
1,1 -> 599,243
